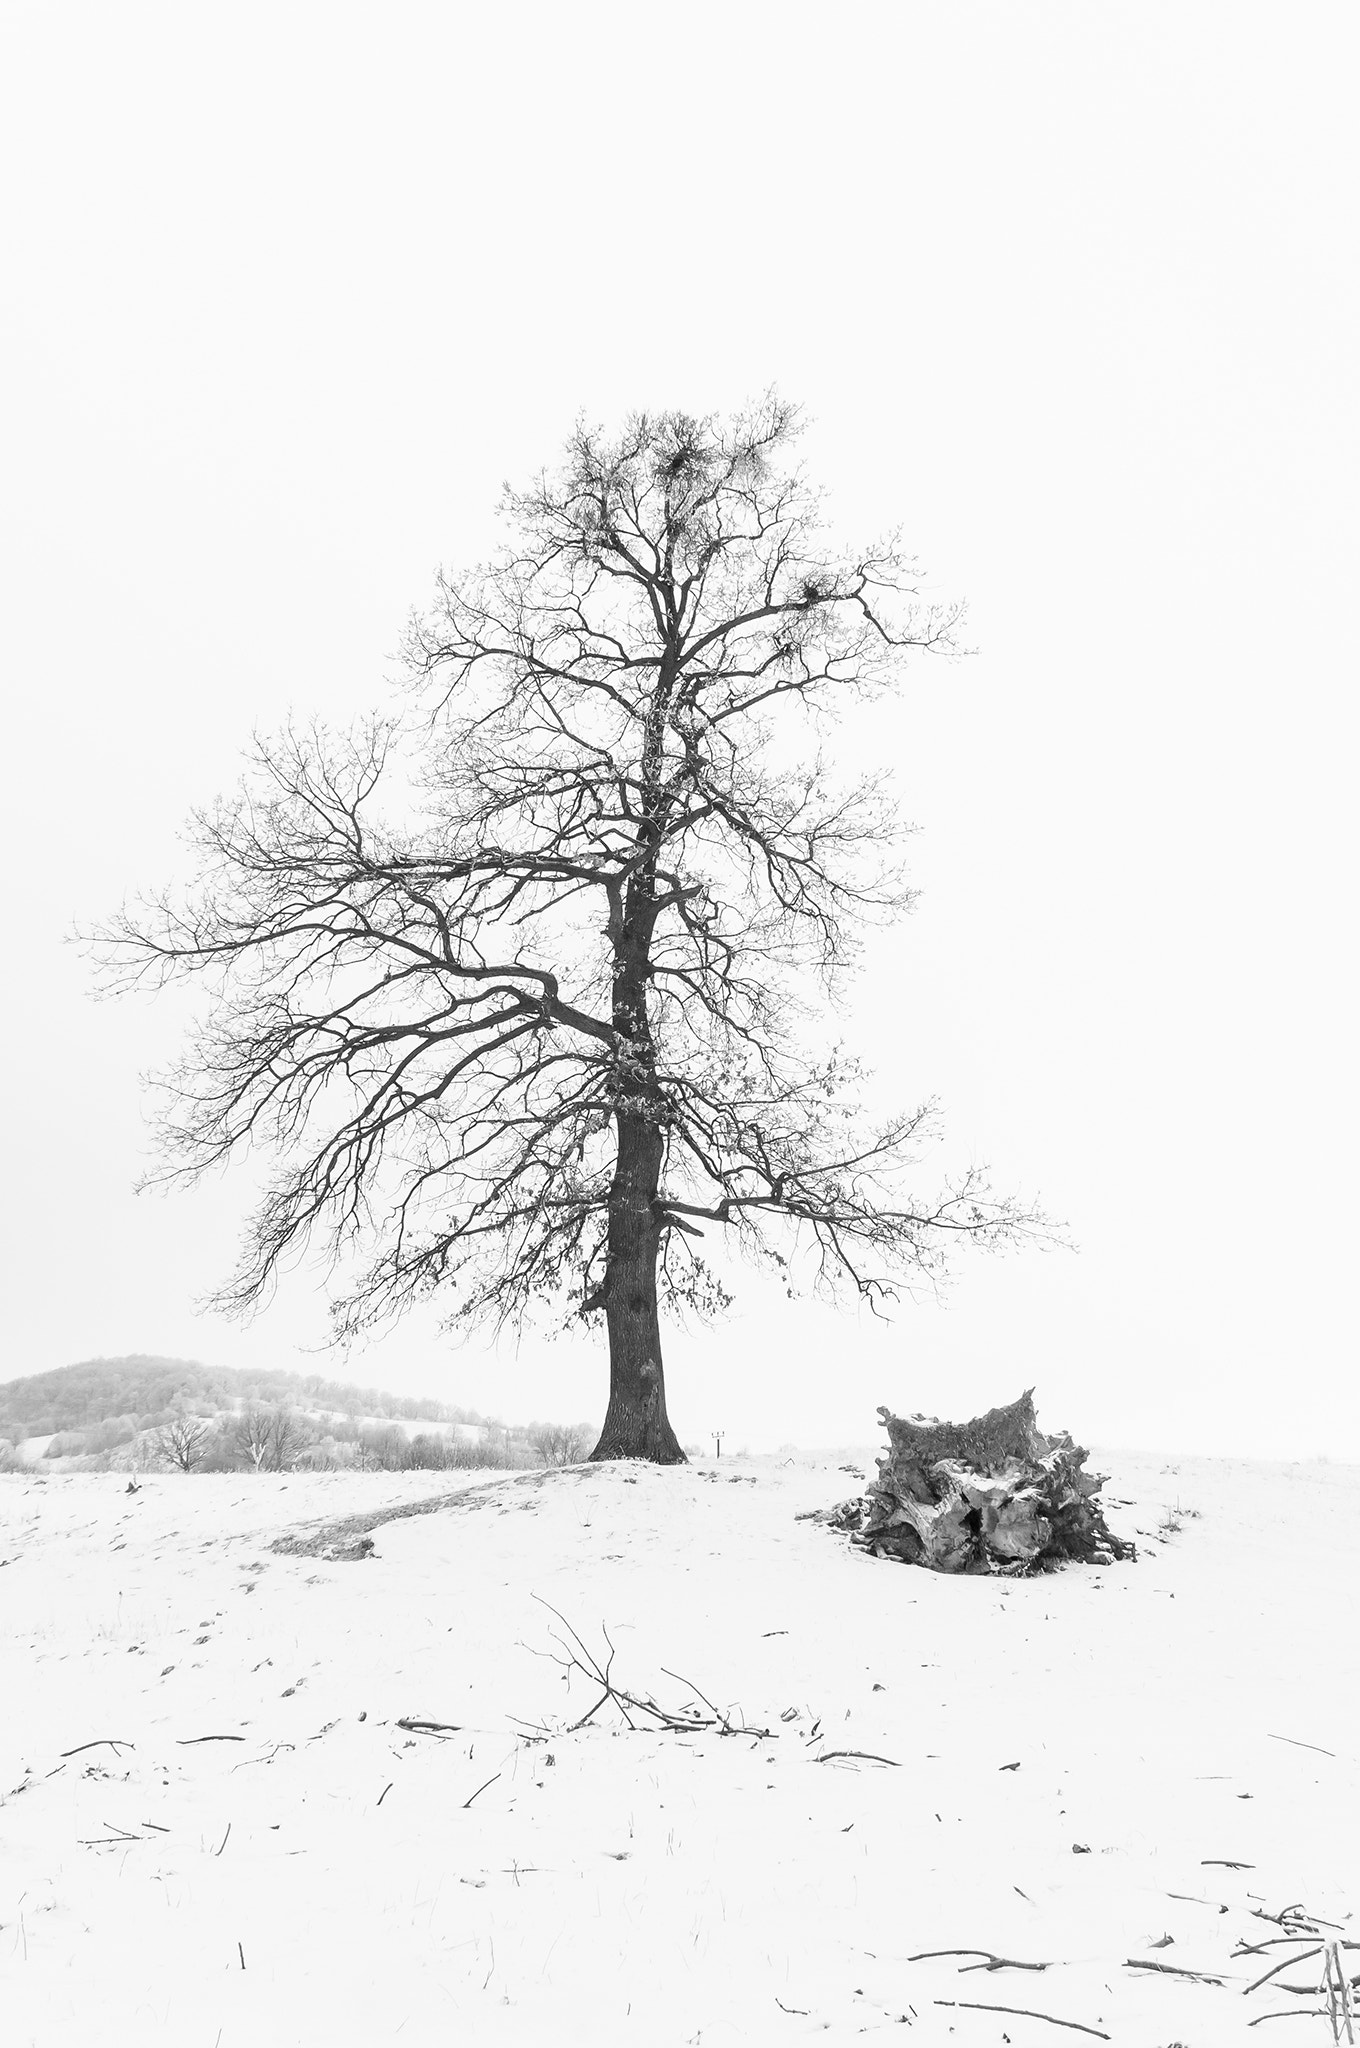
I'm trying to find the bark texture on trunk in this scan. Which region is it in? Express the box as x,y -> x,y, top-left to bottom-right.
587,655 -> 688,1465
589,1107 -> 686,1463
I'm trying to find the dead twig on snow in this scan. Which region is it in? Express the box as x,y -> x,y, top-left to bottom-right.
909,1949 -> 1050,1973
1267,1733 -> 1336,1758
1124,1958 -> 1224,1983
61,1739 -> 135,1759
526,1597 -> 775,1739
1322,1939 -> 1357,2044
933,2001 -> 1108,2038
1249,2011 -> 1328,2026
1245,1948 -> 1324,1994
814,1749 -> 900,1767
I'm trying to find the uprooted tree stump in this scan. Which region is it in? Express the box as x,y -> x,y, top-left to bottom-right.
852,1390 -> 1135,1574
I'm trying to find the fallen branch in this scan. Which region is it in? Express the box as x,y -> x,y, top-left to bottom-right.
1125,1959 -> 1224,1984
230,1744 -> 294,1769
814,1749 -> 900,1768
910,1949 -> 1050,1974
933,2001 -> 1108,2038
526,1597 -> 775,1739
1254,1904 -> 1345,1935
1267,1733 -> 1336,1758
1323,1938 -> 1357,2045
61,1739 -> 134,1758
1245,1948 -> 1324,1994
1237,1938 -> 1323,1957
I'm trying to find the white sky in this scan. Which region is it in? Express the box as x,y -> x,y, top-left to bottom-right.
2,1 -> 1356,1459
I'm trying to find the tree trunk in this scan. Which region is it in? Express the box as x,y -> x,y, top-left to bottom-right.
589,1107 -> 686,1464
590,739 -> 686,1466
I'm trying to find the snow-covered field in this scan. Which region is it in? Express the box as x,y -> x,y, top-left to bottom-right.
2,1448 -> 1356,2046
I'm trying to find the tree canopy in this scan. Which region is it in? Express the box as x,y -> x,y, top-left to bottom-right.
94,398 -> 1049,1459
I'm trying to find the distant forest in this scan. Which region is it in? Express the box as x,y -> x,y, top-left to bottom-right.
0,1355 -> 594,1476
0,1355 -> 491,1442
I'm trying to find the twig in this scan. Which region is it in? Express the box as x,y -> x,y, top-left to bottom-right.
933,2002 -> 1109,2038
960,1957 -> 1052,1976
1203,1858 -> 1255,1868
1245,1948 -> 1323,1994
1267,1733 -> 1336,1758
177,1735 -> 245,1745
61,1739 -> 135,1758
1125,1958 -> 1224,1983
910,1949 -> 1050,1974
376,1782 -> 393,1807
1323,1938 -> 1357,2045
1249,2012 -> 1323,2026
462,1773 -> 501,1810
775,1997 -> 809,2015
814,1749 -> 900,1767
214,1823 -> 231,1856
1236,1938 -> 1326,1957
230,1744 -> 294,1769
1254,1904 -> 1345,1934
238,1941 -> 246,1971
396,1718 -> 462,1736
527,1596 -> 774,1739
659,1666 -> 727,1723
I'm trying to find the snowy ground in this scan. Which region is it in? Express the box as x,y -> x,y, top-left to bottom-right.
2,1448 -> 1356,2046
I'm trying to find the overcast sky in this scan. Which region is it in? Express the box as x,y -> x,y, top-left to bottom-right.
3,1 -> 1355,1459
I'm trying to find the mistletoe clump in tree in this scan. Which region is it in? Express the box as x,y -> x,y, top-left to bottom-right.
96,399 -> 1047,1463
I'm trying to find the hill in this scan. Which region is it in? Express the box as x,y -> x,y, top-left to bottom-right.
0,1355 -> 490,1443
1,1448 -> 1356,2043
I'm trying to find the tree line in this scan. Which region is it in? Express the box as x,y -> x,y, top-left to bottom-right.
2,1405 -> 594,1476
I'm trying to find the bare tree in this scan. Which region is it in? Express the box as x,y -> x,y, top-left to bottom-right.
94,398 -> 1051,1463
153,1413 -> 211,1473
529,1423 -> 592,1468
233,1405 -> 274,1473
233,1404 -> 303,1473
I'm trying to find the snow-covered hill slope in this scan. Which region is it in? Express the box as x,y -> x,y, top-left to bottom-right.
2,1450 -> 1356,2045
